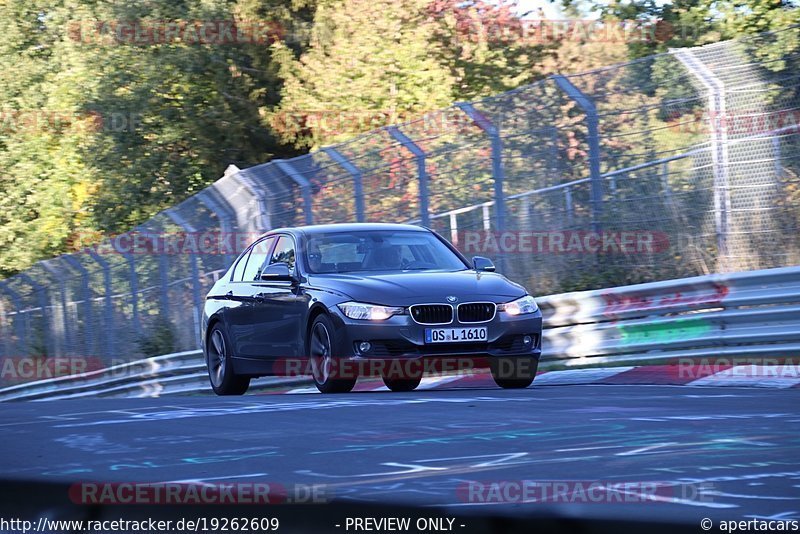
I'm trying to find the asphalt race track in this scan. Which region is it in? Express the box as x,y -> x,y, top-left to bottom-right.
2,384 -> 799,528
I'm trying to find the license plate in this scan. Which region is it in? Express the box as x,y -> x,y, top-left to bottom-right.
425,327 -> 487,343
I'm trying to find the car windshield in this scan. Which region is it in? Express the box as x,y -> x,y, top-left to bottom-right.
304,230 -> 468,274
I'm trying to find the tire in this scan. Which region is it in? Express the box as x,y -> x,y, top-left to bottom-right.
309,314 -> 356,393
382,375 -> 422,392
206,323 -> 250,395
490,356 -> 538,389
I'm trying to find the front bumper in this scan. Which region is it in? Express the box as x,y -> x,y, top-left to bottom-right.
327,304 -> 543,361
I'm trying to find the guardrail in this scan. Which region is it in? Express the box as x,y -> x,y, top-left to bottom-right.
539,264 -> 800,364
0,350 -> 309,401
1,265 -> 798,401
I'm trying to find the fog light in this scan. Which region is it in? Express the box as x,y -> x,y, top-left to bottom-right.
359,341 -> 372,353
523,335 -> 532,345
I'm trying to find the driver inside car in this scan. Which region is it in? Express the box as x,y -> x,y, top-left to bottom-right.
373,244 -> 403,270
308,244 -> 324,272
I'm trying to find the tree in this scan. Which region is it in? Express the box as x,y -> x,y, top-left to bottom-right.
270,0 -> 556,149
0,0 -> 319,276
579,0 -> 800,59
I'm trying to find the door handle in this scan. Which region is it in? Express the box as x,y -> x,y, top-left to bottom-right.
226,290 -> 234,298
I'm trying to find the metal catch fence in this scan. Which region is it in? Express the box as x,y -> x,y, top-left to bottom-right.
0,27 -> 798,368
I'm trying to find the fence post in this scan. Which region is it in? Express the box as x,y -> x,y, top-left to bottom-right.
157,246 -> 170,326
85,249 -> 115,358
672,48 -> 731,269
520,196 -> 531,230
565,188 -> 574,226
61,255 -> 95,356
198,190 -> 238,269
40,260 -> 72,356
322,147 -> 366,222
661,162 -> 673,204
17,272 -> 55,357
274,159 -> 314,225
135,226 -> 171,327
455,102 -> 510,272
165,208 -> 203,348
456,103 -> 507,232
772,136 -> 784,179
223,165 -> 272,234
552,75 -> 603,232
231,168 -> 272,233
448,211 -> 458,244
386,126 -> 430,227
0,280 -> 26,356
120,251 -> 142,339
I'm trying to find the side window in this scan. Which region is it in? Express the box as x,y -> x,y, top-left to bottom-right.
241,237 -> 275,281
231,250 -> 250,281
270,236 -> 296,273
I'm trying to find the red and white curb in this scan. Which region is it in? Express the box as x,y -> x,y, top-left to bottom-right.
273,364 -> 800,394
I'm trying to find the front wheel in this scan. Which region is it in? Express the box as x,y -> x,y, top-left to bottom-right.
382,375 -> 422,392
206,323 -> 250,395
490,357 -> 538,389
309,315 -> 357,393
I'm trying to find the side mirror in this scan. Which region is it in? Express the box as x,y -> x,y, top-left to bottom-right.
472,256 -> 496,272
260,263 -> 295,282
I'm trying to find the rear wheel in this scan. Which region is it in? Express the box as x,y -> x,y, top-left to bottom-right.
309,315 -> 356,393
206,323 -> 250,395
382,375 -> 422,392
490,356 -> 538,389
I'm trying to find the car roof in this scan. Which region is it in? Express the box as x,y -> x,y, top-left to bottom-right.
262,223 -> 429,238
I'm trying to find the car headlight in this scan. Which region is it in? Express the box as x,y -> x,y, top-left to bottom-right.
497,295 -> 538,316
338,302 -> 404,321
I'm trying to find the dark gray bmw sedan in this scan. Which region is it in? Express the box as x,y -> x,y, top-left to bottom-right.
202,223 -> 542,394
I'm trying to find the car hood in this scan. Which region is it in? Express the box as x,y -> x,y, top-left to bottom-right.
307,270 -> 527,305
